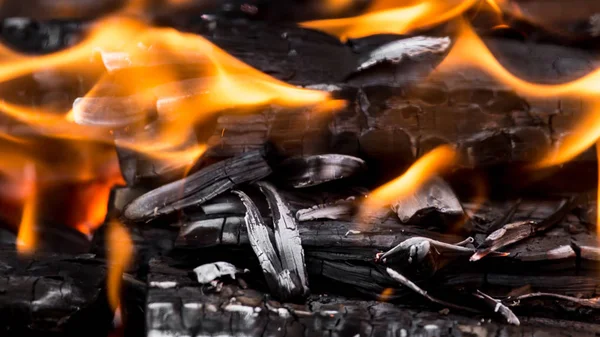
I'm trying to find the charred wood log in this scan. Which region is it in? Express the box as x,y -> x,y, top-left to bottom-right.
0,246 -> 111,337
146,255 -> 600,337
123,148 -> 273,221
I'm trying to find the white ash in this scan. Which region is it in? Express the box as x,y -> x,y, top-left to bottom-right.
357,36 -> 451,72
193,261 -> 247,284
149,281 -> 177,289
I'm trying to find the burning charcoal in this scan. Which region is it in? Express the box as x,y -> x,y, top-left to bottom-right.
123,148 -> 272,221
193,261 -> 247,284
256,181 -> 309,295
277,154 -> 365,188
391,177 -> 464,227
296,197 -> 357,221
233,189 -> 305,300
470,198 -> 575,261
355,36 -> 451,72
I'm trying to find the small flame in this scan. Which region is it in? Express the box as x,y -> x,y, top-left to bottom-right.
360,145 -> 457,214
107,221 -> 133,311
438,21 -> 600,97
16,164 -> 36,255
379,287 -> 395,302
301,0 -> 478,40
437,21 -> 600,167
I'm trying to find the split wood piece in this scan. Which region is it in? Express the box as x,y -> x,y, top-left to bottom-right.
0,247 -> 111,337
256,182 -> 309,295
146,256 -> 600,337
391,176 -> 465,228
233,189 -> 305,300
275,154 -> 366,188
123,148 -> 272,221
471,197 -> 576,261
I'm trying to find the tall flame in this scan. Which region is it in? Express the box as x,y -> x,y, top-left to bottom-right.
106,221 -> 133,311
0,9 -> 338,239
301,0 -> 478,40
360,145 -> 458,214
16,164 -> 36,255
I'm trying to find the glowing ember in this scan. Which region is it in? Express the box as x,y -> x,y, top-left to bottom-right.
301,0 -> 478,40
107,221 -> 133,310
379,288 -> 395,301
360,145 -> 458,215
16,164 -> 36,255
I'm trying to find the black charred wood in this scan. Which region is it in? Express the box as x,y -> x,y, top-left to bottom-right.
123,148 -> 273,221
0,247 -> 111,337
145,255 -> 600,337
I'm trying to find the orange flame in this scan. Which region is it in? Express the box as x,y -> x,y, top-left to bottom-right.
0,11 -> 336,238
301,0 -> 478,40
439,22 -> 600,98
360,145 -> 458,213
597,141 -> 600,237
16,164 -> 36,255
379,288 -> 395,301
435,21 -> 600,167
107,221 -> 133,311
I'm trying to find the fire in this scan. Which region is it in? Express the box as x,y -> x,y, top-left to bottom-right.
0,7 -> 336,240
106,221 -> 133,311
360,145 -> 458,215
301,0 -> 478,40
16,164 -> 36,255
379,288 -> 395,302
438,21 -> 600,98
434,21 -> 600,167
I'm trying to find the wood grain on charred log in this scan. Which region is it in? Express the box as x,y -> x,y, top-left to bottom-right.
0,247 -> 111,337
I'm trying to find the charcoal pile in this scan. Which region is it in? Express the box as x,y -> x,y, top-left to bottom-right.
2,0 -> 600,336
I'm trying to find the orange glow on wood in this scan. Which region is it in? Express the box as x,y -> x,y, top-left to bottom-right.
16,164 -> 37,255
107,221 -> 134,310
364,145 -> 457,209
